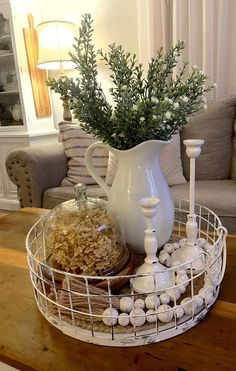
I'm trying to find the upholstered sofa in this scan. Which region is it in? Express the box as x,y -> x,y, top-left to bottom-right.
5,98 -> 236,233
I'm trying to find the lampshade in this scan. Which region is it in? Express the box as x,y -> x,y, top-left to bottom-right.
36,20 -> 77,71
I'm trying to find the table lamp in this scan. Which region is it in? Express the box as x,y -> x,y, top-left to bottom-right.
36,20 -> 77,121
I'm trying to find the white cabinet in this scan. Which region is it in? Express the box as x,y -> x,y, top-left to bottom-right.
0,0 -> 58,210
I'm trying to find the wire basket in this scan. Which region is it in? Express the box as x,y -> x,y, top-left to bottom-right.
25,199 -> 227,347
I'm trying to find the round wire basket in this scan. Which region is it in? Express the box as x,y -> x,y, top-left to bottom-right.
25,199 -> 227,347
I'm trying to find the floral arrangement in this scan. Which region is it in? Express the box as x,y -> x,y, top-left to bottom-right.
47,14 -> 215,150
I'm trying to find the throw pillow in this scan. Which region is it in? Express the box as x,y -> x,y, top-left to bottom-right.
105,133 -> 186,186
58,122 -> 108,186
230,117 -> 236,181
180,97 -> 236,180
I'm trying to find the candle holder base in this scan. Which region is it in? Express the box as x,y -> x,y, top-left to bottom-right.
171,242 -> 205,273
132,261 -> 175,293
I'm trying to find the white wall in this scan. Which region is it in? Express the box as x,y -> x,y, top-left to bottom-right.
38,0 -> 139,126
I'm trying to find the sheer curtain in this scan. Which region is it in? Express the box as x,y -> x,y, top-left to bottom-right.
150,0 -> 236,100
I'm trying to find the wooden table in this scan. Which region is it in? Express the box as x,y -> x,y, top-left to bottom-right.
0,208 -> 236,371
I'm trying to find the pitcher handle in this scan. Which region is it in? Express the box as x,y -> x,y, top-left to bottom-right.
85,141 -> 110,198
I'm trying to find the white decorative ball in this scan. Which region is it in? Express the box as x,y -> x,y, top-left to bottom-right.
163,243 -> 174,254
157,304 -> 173,322
146,309 -> 157,323
165,255 -> 172,268
181,297 -> 196,316
129,309 -> 146,327
134,298 -> 145,310
176,268 -> 187,277
145,294 -> 160,310
175,274 -> 189,287
160,292 -> 171,304
118,313 -> 130,327
102,308 -> 119,326
179,238 -> 187,248
168,288 -> 181,302
119,297 -> 133,313
175,305 -> 185,319
199,287 -> 214,305
178,284 -> 187,294
193,295 -> 204,308
158,251 -> 170,264
172,242 -> 180,250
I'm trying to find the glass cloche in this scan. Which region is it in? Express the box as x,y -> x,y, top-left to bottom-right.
43,183 -> 127,276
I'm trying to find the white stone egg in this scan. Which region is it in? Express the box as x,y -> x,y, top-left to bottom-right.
129,308 -> 146,327
118,313 -> 130,327
180,297 -> 197,316
134,298 -> 145,310
160,292 -> 171,304
157,304 -> 173,322
119,297 -> 133,313
145,294 -> 160,310
102,308 -> 119,326
146,309 -> 157,323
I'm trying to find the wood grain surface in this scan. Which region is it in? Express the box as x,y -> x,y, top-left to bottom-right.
0,208 -> 235,371
23,14 -> 52,118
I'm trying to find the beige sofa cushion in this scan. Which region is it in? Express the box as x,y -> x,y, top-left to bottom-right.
181,97 -> 236,180
106,133 -> 186,186
59,122 -> 108,186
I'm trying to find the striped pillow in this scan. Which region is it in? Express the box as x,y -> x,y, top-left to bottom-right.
59,122 -> 109,186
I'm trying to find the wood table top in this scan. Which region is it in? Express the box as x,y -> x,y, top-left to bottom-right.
0,208 -> 236,371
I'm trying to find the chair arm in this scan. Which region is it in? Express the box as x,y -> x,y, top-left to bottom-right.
5,143 -> 68,208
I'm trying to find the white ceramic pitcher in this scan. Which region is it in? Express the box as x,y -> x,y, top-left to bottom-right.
85,140 -> 174,253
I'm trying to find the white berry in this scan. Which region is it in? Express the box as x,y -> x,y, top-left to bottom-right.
157,304 -> 173,322
118,313 -> 129,326
160,292 -> 170,304
176,268 -> 187,277
119,297 -> 133,313
145,294 -> 160,310
102,308 -> 119,326
130,309 -> 146,327
134,298 -> 145,310
181,297 -> 196,315
146,309 -> 157,323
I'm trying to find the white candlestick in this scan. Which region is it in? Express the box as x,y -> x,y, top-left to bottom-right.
133,197 -> 174,293
171,139 -> 205,273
